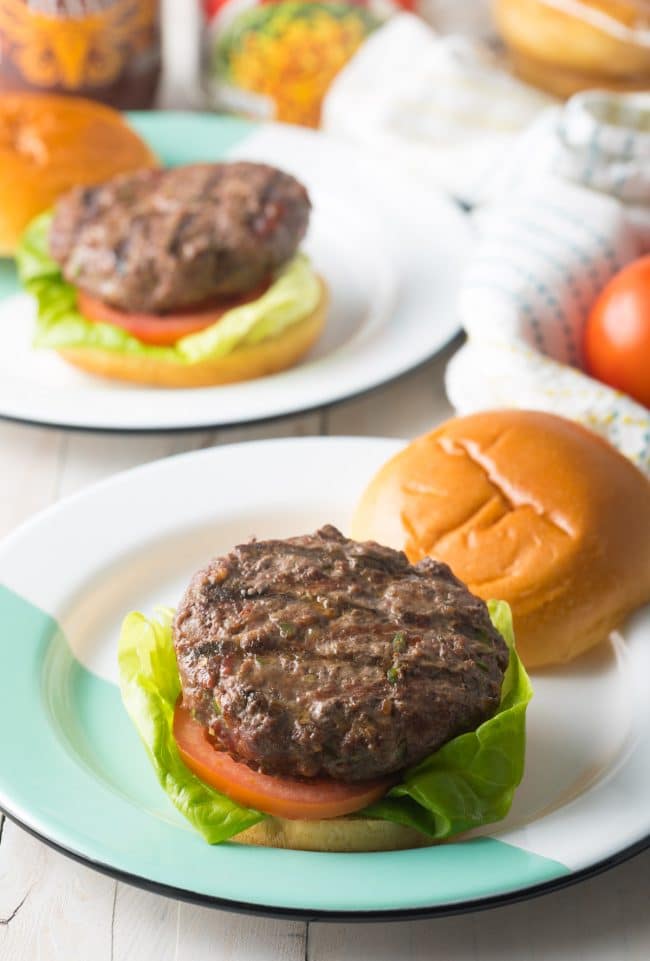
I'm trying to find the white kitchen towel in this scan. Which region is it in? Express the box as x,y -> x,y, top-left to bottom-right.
322,14 -> 552,205
480,91 -> 650,243
446,91 -> 650,474
325,15 -> 650,470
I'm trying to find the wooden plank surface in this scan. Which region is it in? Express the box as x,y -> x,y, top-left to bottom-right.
1,1 -> 648,953
308,851 -> 650,961
1,364 -> 649,959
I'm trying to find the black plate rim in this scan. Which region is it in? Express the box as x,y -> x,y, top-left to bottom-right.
2,806 -> 647,924
0,336 -> 461,435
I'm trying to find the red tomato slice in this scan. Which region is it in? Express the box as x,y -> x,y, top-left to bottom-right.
173,704 -> 393,821
584,255 -> 650,408
77,280 -> 270,347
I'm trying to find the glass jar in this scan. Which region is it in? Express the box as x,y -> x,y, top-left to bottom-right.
0,0 -> 161,108
199,0 -> 414,128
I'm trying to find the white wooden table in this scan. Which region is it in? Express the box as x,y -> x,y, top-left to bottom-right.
1,347 -> 649,959
2,3 -> 649,954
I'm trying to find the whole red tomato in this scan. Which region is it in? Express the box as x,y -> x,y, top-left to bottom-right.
584,255 -> 650,408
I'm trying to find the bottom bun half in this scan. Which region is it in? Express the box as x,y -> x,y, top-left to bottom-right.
58,280 -> 328,388
233,816 -> 434,852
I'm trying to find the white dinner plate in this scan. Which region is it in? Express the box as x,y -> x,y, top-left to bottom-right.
0,113 -> 470,432
0,437 -> 647,919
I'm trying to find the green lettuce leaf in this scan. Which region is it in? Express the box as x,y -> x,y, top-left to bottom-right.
117,601 -> 531,845
16,212 -> 321,363
362,600 -> 533,839
118,608 -> 264,844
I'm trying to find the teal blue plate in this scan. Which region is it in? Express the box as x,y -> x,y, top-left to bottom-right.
1,437 -> 647,918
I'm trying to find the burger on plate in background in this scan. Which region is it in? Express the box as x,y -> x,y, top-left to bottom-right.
16,159 -> 327,387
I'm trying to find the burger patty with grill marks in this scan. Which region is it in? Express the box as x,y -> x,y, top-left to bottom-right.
173,526 -> 509,782
48,162 -> 311,314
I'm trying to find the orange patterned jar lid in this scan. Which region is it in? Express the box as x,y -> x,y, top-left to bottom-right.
0,0 -> 160,109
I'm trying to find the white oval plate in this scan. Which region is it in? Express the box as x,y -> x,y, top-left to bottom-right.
0,113 -> 470,432
0,436 -> 647,919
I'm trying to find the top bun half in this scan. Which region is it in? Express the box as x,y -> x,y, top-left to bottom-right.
0,93 -> 157,255
352,410 -> 650,668
493,0 -> 650,87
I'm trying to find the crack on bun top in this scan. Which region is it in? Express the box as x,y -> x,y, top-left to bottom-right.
352,409 -> 650,668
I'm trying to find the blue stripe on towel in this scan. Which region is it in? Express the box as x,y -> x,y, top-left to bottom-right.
614,130 -> 637,196
463,276 -> 545,352
484,221 -> 591,315
583,124 -> 601,186
541,202 -> 622,269
467,253 -> 578,363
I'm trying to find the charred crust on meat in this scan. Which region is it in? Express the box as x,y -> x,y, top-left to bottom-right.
48,162 -> 311,314
173,525 -> 509,782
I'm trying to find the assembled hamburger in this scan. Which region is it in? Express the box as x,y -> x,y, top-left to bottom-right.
17,161 -> 326,387
118,526 -> 531,852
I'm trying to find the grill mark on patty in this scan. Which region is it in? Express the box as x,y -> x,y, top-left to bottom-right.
49,162 -> 311,313
202,165 -> 226,198
167,211 -> 194,256
173,526 -> 509,782
114,235 -> 131,275
251,169 -> 287,238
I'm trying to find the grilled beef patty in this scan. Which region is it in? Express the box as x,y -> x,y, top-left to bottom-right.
49,162 -> 310,313
173,526 -> 509,782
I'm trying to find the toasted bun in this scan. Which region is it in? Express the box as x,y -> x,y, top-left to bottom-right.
0,94 -> 157,255
234,816 -> 433,852
494,0 -> 650,95
352,410 -> 650,669
58,280 -> 328,387
504,49 -> 650,98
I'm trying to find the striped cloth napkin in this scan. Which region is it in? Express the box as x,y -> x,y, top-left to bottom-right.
324,17 -> 649,471
446,91 -> 650,475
